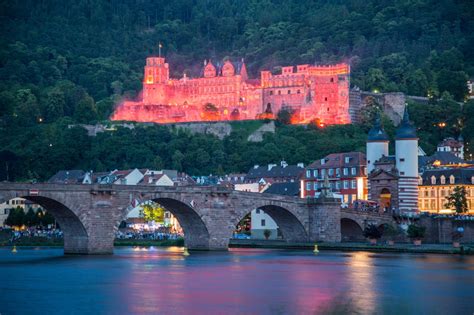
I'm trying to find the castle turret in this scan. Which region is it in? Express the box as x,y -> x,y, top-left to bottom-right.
367,112 -> 389,174
395,106 -> 419,213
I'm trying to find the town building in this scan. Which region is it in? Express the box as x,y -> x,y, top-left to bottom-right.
418,167 -> 474,214
245,161 -> 305,185
301,152 -> 368,204
112,56 -> 350,125
436,136 -> 464,159
367,109 -> 419,214
48,170 -> 92,184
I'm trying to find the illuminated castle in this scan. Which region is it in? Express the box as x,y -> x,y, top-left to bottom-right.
112,56 -> 351,124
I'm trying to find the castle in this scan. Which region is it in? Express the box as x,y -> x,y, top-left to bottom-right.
111,56 -> 351,124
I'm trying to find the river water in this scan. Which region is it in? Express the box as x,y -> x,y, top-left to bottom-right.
0,247 -> 473,314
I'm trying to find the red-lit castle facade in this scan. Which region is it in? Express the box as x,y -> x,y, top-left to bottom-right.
111,56 -> 351,124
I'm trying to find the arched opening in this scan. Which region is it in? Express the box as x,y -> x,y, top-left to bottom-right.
119,197 -> 210,250
379,188 -> 391,211
232,205 -> 308,243
341,218 -> 364,242
0,195 -> 88,254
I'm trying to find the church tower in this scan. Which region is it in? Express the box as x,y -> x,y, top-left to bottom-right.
367,112 -> 389,174
395,106 -> 419,213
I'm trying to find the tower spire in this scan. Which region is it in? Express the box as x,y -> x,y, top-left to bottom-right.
158,42 -> 162,58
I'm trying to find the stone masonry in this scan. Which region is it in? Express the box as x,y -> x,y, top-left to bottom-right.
0,183 -> 391,254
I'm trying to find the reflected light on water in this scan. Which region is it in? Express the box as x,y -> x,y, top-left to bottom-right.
346,252 -> 377,313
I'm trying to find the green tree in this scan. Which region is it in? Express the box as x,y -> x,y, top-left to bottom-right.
24,208 -> 37,227
74,94 -> 98,123
142,203 -> 165,222
445,186 -> 468,214
5,206 -> 25,228
45,88 -> 65,122
15,89 -> 40,125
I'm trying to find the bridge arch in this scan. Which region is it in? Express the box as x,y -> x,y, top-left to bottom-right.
0,193 -> 89,254
120,194 -> 211,250
233,203 -> 309,243
340,218 -> 364,242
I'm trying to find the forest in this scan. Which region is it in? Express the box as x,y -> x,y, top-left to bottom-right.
0,0 -> 473,180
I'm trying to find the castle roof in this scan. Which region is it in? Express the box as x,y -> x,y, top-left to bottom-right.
367,112 -> 389,141
395,106 -> 417,140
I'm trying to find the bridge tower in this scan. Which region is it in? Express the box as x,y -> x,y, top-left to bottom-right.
366,112 -> 389,174
395,106 -> 419,213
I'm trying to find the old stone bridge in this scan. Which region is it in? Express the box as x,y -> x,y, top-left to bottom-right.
0,183 -> 393,254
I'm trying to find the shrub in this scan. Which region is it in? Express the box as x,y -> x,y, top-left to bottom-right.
363,224 -> 383,239
263,229 -> 271,239
407,225 -> 426,240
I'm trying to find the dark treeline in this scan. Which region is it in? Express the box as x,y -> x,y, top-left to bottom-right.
0,0 -> 473,180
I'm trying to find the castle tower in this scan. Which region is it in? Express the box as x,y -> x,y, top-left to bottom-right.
395,106 -> 419,213
143,57 -> 170,105
367,112 -> 389,174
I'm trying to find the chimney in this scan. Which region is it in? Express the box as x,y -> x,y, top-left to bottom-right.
281,161 -> 288,168
297,163 -> 304,168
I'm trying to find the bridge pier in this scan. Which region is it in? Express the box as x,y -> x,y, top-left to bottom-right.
307,198 -> 341,243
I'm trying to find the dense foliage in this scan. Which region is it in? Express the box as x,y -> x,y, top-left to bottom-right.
0,0 -> 473,181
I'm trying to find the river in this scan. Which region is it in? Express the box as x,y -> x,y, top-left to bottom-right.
0,247 -> 473,314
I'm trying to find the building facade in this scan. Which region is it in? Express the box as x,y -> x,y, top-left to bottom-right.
112,56 -> 350,125
418,168 -> 474,214
301,152 -> 368,204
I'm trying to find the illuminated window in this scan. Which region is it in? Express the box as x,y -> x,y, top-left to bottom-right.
440,175 -> 446,185
449,175 -> 455,184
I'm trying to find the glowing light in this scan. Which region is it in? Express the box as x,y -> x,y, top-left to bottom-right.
111,56 -> 351,125
438,122 -> 446,128
356,177 -> 365,200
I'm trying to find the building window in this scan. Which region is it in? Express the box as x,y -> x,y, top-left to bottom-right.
306,182 -> 311,191
400,172 -> 405,175
336,168 -> 340,176
440,175 -> 446,185
324,97 -> 328,101
343,168 -> 348,176
306,170 -> 311,178
288,90 -> 291,94
351,180 -> 356,189
363,167 -> 367,176
314,182 -> 318,190
399,158 -> 405,162
321,169 -> 326,178
261,219 -> 266,227
343,180 -> 349,189
345,157 -> 350,163
328,168 -> 334,176
278,90 -> 281,95
297,90 -> 301,94
351,167 -> 356,175
270,91 -> 273,95
431,176 -> 436,185
256,209 -> 260,214
313,170 -> 318,177
449,175 -> 455,184
335,181 -> 340,189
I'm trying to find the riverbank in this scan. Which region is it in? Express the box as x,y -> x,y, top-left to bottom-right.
229,239 -> 474,255
0,237 -> 184,247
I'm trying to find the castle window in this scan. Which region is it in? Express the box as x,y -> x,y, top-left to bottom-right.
330,78 -> 334,83
288,90 -> 291,94
270,91 -> 273,95
327,108 -> 330,112
278,90 -> 281,95
297,90 -> 301,94
449,175 -> 455,184
431,176 -> 436,185
324,97 -> 328,101
440,175 -> 446,185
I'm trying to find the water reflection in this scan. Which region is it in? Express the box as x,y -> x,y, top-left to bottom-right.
0,248 -> 473,314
